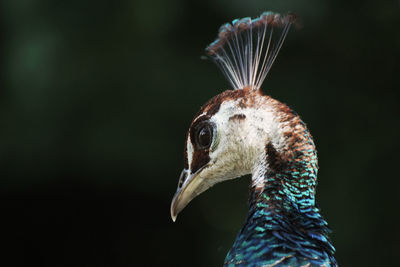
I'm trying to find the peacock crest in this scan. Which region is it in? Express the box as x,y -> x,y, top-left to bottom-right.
205,12 -> 296,90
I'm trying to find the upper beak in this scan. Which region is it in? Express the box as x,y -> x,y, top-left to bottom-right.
170,167 -> 208,222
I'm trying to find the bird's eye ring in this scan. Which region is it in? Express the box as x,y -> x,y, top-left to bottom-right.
194,122 -> 213,150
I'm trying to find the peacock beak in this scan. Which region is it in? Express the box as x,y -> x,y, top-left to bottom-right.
170,166 -> 209,222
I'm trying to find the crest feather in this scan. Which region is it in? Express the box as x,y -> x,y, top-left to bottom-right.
206,12 -> 296,90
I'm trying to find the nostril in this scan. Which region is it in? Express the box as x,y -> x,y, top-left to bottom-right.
178,170 -> 188,188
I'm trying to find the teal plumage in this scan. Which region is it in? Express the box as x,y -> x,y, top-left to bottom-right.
224,122 -> 337,266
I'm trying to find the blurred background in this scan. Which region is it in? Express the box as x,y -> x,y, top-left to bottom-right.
1,0 -> 399,266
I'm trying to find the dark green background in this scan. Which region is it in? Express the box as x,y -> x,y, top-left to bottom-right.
1,0 -> 399,266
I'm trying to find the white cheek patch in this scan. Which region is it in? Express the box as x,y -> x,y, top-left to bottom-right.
204,98 -> 288,181
187,138 -> 194,170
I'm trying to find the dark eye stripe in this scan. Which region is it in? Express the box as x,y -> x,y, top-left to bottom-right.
190,150 -> 210,174
188,115 -> 215,174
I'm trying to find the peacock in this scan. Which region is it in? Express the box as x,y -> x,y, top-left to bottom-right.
170,12 -> 337,266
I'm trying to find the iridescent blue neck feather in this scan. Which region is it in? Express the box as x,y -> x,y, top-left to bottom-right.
224,124 -> 337,266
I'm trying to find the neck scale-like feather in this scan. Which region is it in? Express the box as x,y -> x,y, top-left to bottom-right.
224,119 -> 337,266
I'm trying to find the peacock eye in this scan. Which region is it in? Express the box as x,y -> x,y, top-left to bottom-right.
195,122 -> 213,150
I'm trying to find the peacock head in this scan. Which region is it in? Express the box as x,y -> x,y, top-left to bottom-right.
170,12 -> 300,221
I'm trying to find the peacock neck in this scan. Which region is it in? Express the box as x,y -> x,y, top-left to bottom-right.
224,128 -> 337,266
251,141 -> 318,213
